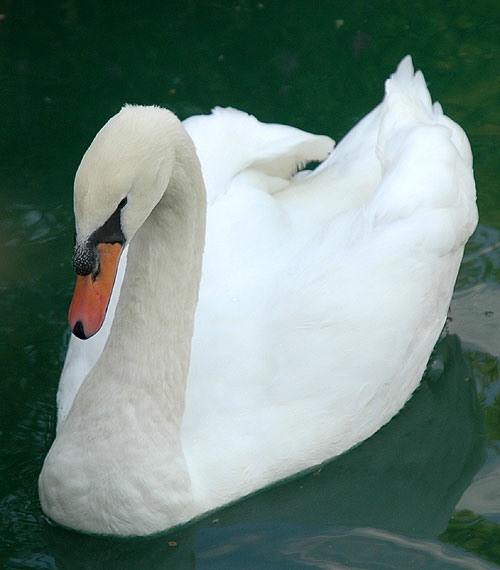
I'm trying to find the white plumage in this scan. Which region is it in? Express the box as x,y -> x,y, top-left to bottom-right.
39,56 -> 477,536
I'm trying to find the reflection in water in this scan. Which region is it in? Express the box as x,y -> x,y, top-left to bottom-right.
451,223 -> 500,358
451,283 -> 500,359
196,525 -> 498,570
458,458 -> 500,517
39,334 -> 486,569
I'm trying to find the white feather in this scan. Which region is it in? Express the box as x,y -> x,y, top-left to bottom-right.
39,56 -> 477,536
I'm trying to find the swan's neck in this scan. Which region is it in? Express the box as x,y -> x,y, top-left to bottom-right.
40,137 -> 207,535
106,159 -> 206,429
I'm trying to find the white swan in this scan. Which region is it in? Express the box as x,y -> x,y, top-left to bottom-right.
39,57 -> 477,536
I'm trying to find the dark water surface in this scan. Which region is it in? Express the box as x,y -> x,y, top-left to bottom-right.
2,1 -> 500,568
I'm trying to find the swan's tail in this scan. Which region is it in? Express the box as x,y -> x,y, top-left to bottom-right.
372,56 -> 477,250
386,56 -> 433,112
387,56 -> 468,160
379,55 -> 472,167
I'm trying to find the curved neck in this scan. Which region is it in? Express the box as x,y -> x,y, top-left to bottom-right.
61,127 -> 206,437
40,127 -> 207,535
103,149 -> 206,426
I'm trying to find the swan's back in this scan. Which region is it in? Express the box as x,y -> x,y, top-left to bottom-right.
182,57 -> 477,501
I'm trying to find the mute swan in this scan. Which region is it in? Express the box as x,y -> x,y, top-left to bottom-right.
39,56 -> 477,536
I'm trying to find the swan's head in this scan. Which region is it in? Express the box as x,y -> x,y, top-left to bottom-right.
68,105 -> 183,340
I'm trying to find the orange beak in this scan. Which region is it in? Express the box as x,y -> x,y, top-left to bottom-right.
68,242 -> 123,339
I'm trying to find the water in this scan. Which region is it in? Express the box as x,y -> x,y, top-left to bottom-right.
2,1 -> 500,568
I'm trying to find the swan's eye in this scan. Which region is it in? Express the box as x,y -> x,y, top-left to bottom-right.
73,196 -> 127,277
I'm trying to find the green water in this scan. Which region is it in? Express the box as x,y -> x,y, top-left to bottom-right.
2,1 -> 500,568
